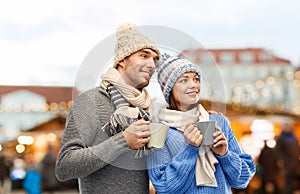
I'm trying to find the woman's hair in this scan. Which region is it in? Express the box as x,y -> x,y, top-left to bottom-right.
169,90 -> 180,111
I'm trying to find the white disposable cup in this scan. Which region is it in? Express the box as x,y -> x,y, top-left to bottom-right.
147,123 -> 169,148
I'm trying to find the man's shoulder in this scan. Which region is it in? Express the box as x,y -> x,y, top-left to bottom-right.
70,86 -> 112,111
74,86 -> 110,101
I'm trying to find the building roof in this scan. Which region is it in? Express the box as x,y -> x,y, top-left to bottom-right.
181,47 -> 291,65
0,85 -> 73,103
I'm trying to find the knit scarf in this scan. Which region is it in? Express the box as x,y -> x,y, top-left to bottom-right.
158,104 -> 219,187
100,67 -> 153,158
101,67 -> 152,108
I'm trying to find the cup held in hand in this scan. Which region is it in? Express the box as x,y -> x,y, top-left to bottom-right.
194,120 -> 216,146
147,123 -> 169,148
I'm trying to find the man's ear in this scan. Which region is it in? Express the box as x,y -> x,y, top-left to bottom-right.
118,60 -> 124,68
116,60 -> 124,70
118,59 -> 127,69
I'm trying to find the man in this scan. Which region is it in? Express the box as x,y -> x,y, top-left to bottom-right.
41,145 -> 59,192
55,23 -> 160,193
0,154 -> 11,194
275,122 -> 300,194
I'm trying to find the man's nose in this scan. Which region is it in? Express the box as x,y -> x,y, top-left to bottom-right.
147,59 -> 155,69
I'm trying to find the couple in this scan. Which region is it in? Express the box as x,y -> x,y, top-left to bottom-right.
55,23 -> 255,193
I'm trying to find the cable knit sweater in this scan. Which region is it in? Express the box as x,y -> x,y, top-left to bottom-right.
147,114 -> 255,194
55,87 -> 149,194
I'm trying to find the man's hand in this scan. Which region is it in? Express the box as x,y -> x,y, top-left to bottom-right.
211,126 -> 228,156
122,120 -> 151,149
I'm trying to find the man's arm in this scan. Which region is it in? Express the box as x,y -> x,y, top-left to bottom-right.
55,89 -> 129,181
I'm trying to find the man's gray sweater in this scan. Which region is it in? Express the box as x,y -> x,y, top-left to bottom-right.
55,87 -> 149,194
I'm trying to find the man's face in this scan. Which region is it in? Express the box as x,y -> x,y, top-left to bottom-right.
118,48 -> 159,89
283,123 -> 294,134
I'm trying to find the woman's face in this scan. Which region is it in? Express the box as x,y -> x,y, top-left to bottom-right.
170,71 -> 201,111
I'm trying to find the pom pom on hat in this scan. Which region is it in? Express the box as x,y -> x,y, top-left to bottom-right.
113,23 -> 161,67
116,23 -> 137,35
156,53 -> 203,104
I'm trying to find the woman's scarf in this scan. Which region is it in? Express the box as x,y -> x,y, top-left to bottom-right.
158,104 -> 219,187
100,67 -> 153,158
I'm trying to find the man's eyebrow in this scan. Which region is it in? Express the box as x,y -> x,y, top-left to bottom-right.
139,50 -> 152,54
140,49 -> 158,57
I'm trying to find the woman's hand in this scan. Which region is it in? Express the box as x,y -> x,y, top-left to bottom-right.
210,125 -> 228,156
184,122 -> 203,147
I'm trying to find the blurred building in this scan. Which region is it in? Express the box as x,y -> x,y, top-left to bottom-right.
0,86 -> 77,190
0,86 -> 73,160
180,48 -> 299,113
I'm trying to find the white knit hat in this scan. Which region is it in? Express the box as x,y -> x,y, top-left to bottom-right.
113,23 -> 161,67
156,54 -> 203,104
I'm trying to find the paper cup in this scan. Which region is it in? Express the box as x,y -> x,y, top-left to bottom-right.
147,123 -> 169,148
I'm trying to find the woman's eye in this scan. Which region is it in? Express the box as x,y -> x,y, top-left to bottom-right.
179,79 -> 187,83
194,77 -> 200,82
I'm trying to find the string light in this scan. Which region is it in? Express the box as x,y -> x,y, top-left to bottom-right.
16,144 -> 25,153
17,136 -> 34,145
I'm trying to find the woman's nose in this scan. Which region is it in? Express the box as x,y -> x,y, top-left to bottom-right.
188,79 -> 197,87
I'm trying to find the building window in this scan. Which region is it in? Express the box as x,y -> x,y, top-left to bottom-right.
259,52 -> 272,62
200,53 -> 215,64
240,52 -> 254,63
220,53 -> 235,63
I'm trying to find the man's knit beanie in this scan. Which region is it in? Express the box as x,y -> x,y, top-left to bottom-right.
156,54 -> 203,104
113,23 -> 161,67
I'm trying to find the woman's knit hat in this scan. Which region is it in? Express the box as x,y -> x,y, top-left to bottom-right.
113,23 -> 161,67
156,54 -> 203,104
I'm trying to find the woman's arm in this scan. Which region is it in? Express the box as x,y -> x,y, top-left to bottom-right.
213,115 -> 256,189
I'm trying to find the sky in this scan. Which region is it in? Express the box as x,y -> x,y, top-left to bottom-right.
0,0 -> 300,87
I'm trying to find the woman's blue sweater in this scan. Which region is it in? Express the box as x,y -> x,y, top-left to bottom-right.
147,114 -> 256,194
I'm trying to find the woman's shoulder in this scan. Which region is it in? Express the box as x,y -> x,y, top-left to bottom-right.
209,113 -> 227,125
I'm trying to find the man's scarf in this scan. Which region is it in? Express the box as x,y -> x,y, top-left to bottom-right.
101,67 -> 151,108
101,67 -> 153,158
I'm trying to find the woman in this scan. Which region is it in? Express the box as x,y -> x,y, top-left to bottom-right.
147,55 -> 256,193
